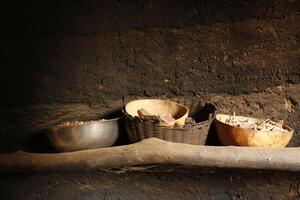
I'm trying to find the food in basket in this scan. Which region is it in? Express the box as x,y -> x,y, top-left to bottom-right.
160,114 -> 176,123
137,108 -> 176,126
137,108 -> 152,117
125,99 -> 189,126
185,117 -> 196,125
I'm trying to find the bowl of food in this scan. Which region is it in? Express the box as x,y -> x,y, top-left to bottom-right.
125,99 -> 189,126
215,114 -> 293,147
47,118 -> 120,152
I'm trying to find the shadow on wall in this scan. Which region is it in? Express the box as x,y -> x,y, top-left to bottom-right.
0,0 -> 299,35
1,0 -> 300,108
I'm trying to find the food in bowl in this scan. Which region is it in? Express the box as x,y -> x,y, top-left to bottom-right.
125,99 -> 188,126
137,108 -> 176,126
215,114 -> 293,147
47,118 -> 119,152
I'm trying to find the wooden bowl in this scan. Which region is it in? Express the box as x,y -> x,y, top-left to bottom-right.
125,99 -> 188,126
215,114 -> 293,147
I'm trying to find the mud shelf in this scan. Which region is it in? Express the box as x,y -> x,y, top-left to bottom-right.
0,138 -> 299,172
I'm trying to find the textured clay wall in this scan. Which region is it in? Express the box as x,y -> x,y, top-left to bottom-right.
1,0 -> 300,149
0,1 -> 300,199
1,0 -> 300,107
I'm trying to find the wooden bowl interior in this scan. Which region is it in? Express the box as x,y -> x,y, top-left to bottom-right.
216,114 -> 293,132
125,99 -> 188,119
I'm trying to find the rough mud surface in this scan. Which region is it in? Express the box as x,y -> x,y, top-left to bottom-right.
1,1 -> 300,107
1,169 -> 300,200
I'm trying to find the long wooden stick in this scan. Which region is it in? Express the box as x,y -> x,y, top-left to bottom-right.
0,138 -> 300,172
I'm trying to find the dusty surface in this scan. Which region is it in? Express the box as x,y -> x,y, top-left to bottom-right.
0,169 -> 300,200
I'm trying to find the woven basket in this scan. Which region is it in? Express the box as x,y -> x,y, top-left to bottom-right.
124,99 -> 217,145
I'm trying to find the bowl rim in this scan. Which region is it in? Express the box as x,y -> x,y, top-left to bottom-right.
124,98 -> 189,118
215,113 -> 294,134
52,117 -> 120,129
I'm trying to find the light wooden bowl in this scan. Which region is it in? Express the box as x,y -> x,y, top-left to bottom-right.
215,114 -> 293,147
125,99 -> 188,126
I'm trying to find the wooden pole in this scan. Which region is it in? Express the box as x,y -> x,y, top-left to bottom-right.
0,138 -> 300,172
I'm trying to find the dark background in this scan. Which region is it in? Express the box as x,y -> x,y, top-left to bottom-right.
0,0 -> 300,199
1,0 -> 300,107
